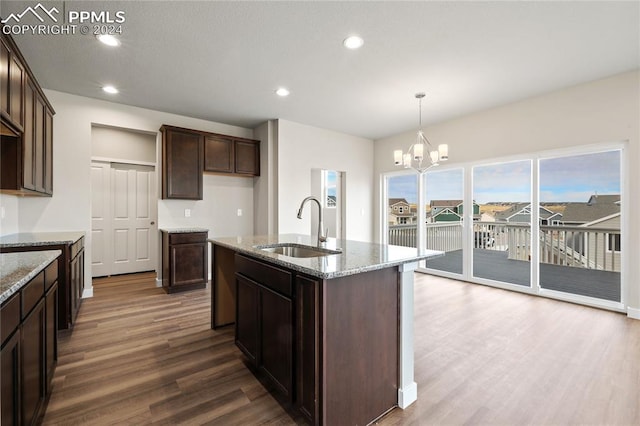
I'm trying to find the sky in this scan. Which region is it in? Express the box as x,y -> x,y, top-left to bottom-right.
388,150 -> 621,205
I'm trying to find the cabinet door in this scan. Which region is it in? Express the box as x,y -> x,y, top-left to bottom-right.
22,80 -> 36,191
45,283 -> 58,393
204,135 -> 233,173
44,107 -> 53,195
0,38 -> 9,116
296,275 -> 320,422
235,274 -> 259,365
162,128 -> 203,200
234,140 -> 260,176
9,55 -> 24,128
1,329 -> 20,426
260,287 -> 293,399
170,243 -> 206,287
34,95 -> 45,193
21,299 -> 45,426
70,249 -> 84,323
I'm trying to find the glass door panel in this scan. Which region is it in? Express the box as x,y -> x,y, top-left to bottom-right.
539,150 -> 621,302
423,168 -> 464,274
472,160 -> 532,286
386,174 -> 418,247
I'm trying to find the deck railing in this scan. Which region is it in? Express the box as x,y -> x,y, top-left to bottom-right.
388,221 -> 621,272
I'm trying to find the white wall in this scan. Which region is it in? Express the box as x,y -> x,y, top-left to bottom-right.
276,119 -> 373,242
374,70 -> 640,315
16,90 -> 256,293
91,125 -> 156,163
253,120 -> 278,235
0,194 -> 19,235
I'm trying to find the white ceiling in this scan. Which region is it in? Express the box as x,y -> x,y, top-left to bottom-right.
3,0 -> 639,140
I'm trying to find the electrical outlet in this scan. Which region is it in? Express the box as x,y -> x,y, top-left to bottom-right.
184,208 -> 191,218
237,209 -> 243,217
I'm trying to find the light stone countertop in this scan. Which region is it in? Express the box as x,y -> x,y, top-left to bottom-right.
0,231 -> 84,248
160,228 -> 209,234
209,234 -> 444,279
0,250 -> 61,304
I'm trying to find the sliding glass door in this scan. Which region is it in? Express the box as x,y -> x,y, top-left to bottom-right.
422,168 -> 464,274
538,150 -> 622,302
385,174 -> 418,248
472,160 -> 532,287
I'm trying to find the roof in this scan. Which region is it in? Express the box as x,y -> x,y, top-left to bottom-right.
430,200 -> 462,208
587,194 -> 620,205
388,198 -> 409,207
561,203 -> 621,224
494,203 -> 556,221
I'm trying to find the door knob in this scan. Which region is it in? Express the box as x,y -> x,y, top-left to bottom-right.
151,221 -> 155,225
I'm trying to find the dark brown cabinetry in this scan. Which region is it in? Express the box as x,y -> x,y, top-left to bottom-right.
161,125 -> 203,200
0,235 -> 85,331
1,256 -> 59,426
0,32 -> 55,197
161,124 -> 260,200
235,254 -> 293,399
204,135 -> 260,176
161,231 -> 208,293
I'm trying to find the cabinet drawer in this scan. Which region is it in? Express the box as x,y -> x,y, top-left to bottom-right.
44,259 -> 58,290
235,254 -> 292,297
1,292 -> 20,345
21,270 -> 44,319
169,232 -> 207,245
71,237 -> 84,259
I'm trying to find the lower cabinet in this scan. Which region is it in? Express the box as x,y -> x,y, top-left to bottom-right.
0,257 -> 59,426
235,254 -> 293,400
161,231 -> 208,293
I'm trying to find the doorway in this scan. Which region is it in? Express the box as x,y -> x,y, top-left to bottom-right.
91,162 -> 157,277
310,169 -> 345,240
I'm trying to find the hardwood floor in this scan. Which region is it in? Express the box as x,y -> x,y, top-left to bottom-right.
42,272 -> 640,425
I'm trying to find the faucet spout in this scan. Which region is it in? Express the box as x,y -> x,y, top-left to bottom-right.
297,196 -> 327,246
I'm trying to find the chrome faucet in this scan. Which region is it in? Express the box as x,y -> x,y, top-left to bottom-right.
297,196 -> 327,246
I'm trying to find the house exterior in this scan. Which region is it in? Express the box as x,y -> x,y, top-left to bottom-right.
428,200 -> 480,222
494,203 -> 560,224
388,198 -> 417,225
560,194 -> 621,226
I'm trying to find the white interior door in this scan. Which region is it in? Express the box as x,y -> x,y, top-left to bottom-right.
91,161 -> 157,277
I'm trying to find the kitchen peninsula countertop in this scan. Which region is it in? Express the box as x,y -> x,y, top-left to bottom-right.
160,228 -> 209,234
0,231 -> 84,248
0,250 -> 61,303
209,233 -> 443,279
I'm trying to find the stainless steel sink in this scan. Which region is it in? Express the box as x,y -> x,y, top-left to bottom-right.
256,243 -> 342,258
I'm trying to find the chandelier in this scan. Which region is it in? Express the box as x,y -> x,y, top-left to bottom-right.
394,93 -> 448,174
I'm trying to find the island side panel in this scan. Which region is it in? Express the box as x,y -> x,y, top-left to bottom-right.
321,266 -> 399,426
211,244 -> 236,329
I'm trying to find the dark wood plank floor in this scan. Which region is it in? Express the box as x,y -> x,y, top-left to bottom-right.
42,271 -> 640,425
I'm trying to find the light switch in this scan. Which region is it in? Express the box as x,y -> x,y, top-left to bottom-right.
184,208 -> 191,217
237,209 -> 243,217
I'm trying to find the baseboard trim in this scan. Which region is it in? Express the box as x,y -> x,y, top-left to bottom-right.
82,287 -> 93,298
627,307 -> 640,320
398,381 -> 417,409
155,278 -> 162,288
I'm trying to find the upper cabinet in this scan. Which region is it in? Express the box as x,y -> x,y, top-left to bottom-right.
204,135 -> 260,176
162,124 -> 260,200
161,125 -> 204,200
0,32 -> 55,197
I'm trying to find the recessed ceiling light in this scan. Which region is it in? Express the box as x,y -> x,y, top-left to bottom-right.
102,85 -> 119,94
96,34 -> 121,47
343,35 -> 364,49
275,87 -> 290,97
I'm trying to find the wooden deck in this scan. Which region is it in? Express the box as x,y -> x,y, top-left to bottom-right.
426,249 -> 621,302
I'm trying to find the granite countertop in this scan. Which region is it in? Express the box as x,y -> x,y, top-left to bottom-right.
160,228 -> 209,234
209,234 -> 444,279
0,250 -> 61,304
0,231 -> 85,248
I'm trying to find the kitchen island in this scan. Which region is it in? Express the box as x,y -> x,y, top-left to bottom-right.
210,234 -> 443,426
